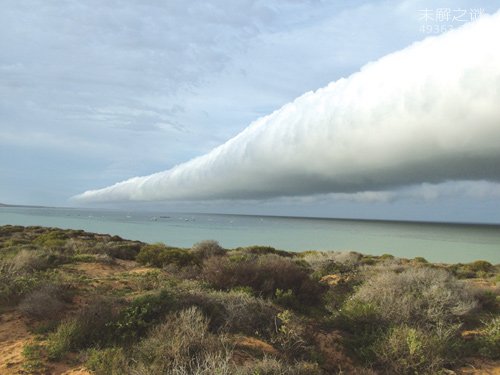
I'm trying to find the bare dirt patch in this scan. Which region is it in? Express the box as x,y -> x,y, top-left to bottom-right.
459,359 -> 500,374
0,311 -> 32,374
49,362 -> 92,375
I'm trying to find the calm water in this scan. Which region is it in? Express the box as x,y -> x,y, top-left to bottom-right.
1,206 -> 499,264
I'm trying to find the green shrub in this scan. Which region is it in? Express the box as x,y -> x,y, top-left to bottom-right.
272,309 -> 315,361
105,242 -> 142,260
136,243 -> 196,268
335,299 -> 384,363
113,289 -> 176,343
202,254 -> 324,305
46,297 -> 118,359
448,263 -> 475,278
275,288 -> 299,309
22,342 -> 46,374
474,288 -> 499,313
0,261 -> 45,305
468,260 -> 494,273
2,238 -> 31,248
47,320 -> 79,360
380,253 -> 395,260
372,323 -> 461,374
47,290 -> 176,359
128,270 -> 167,292
85,347 -> 129,375
71,254 -> 96,262
359,256 -> 377,266
34,230 -> 68,249
338,299 -> 380,330
449,260 -> 495,279
136,243 -> 166,266
476,316 -> 500,359
413,256 -> 428,264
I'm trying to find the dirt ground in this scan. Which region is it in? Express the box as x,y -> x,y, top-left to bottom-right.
0,311 -> 31,374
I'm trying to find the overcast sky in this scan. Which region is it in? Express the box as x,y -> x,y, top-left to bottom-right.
2,0 -> 500,223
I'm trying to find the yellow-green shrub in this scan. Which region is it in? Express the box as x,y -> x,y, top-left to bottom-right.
136,243 -> 196,268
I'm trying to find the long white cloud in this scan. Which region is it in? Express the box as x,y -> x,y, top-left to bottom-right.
76,11 -> 500,202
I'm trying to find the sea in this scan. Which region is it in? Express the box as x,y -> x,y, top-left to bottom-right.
1,206 -> 499,264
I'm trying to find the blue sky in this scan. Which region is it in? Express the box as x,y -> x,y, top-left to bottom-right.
1,0 -> 500,223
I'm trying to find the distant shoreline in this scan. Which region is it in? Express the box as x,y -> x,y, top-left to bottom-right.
2,203 -> 499,227
0,202 -> 49,209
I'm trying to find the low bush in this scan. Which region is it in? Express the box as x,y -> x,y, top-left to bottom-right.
71,254 -> 96,262
275,288 -> 299,309
127,270 -> 167,292
105,242 -> 142,260
235,245 -> 293,258
413,256 -> 428,264
11,249 -> 50,272
191,240 -> 225,260
337,299 -> 381,330
113,289 -> 176,343
137,243 -> 197,268
0,261 -> 46,305
449,260 -> 495,279
379,253 -> 395,260
11,248 -> 71,271
131,307 -> 232,374
350,267 -> 478,326
47,319 -> 81,360
202,254 -> 324,305
85,347 -> 129,375
46,297 -> 119,359
474,287 -> 499,313
34,230 -> 68,250
0,225 -> 25,239
18,284 -> 69,320
468,260 -> 495,273
335,299 -> 385,363
361,258 -> 408,275
476,316 -> 500,359
302,251 -> 362,273
272,309 -> 315,361
47,290 -> 176,359
180,290 -> 279,338
336,268 -> 476,367
372,323 -> 461,374
22,342 -> 46,374
1,238 -> 30,248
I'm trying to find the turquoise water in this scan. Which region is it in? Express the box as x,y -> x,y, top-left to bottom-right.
1,206 -> 499,264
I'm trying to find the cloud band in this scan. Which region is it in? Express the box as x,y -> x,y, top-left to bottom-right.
76,11 -> 500,202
